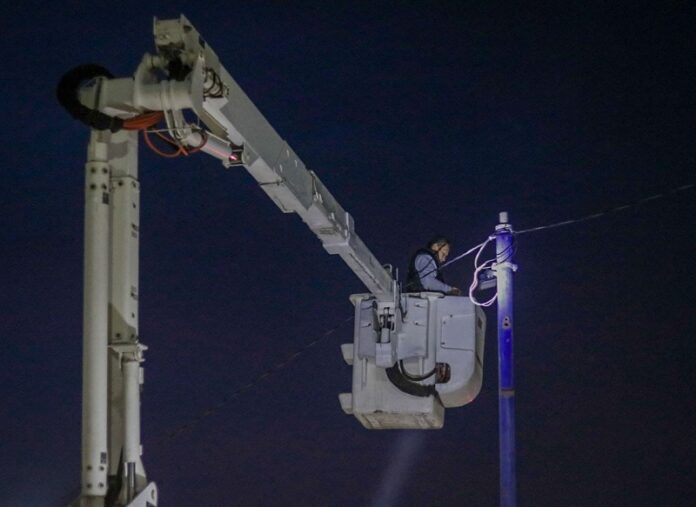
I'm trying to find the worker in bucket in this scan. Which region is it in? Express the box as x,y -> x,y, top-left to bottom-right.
405,236 -> 462,295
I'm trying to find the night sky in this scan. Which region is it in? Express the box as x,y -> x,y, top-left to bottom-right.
2,2 -> 695,506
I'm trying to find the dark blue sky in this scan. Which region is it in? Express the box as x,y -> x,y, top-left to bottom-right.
2,2 -> 694,506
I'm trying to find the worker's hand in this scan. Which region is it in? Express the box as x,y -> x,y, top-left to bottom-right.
448,287 -> 462,296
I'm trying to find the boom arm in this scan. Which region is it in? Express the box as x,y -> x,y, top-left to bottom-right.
149,15 -> 394,297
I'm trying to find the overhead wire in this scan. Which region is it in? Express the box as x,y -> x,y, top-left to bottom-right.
417,181 -> 693,305
56,63 -> 695,505
413,234 -> 516,307
157,180 -> 690,441
152,238 -> 510,443
468,235 -> 517,307
516,182 -> 695,235
414,239 -> 490,283
468,237 -> 499,307
156,316 -> 354,444
140,107 -> 692,445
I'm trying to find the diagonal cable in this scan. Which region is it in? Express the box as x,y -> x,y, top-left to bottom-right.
156,316 -> 353,444
516,182 -> 695,235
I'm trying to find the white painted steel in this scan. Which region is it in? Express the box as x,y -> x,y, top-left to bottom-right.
107,130 -> 140,478
123,360 -> 141,503
152,15 -> 394,298
182,130 -> 237,163
81,131 -> 110,500
91,74 -> 194,116
105,129 -> 150,503
109,131 -> 140,345
107,349 -> 124,478
124,482 -> 158,507
79,16 -> 394,298
340,294 -> 485,429
123,361 -> 141,464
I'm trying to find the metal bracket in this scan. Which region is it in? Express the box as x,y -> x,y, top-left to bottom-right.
124,481 -> 158,507
374,301 -> 397,367
477,267 -> 498,291
493,261 -> 518,272
110,343 -> 148,365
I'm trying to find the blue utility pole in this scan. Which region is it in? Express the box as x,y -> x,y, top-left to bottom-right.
496,212 -> 517,507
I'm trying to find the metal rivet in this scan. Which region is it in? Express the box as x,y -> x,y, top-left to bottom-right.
119,181 -> 124,186
90,184 -> 96,190
102,168 -> 108,174
90,168 -> 96,174
98,482 -> 104,488
87,483 -> 92,489
99,466 -> 105,471
87,465 -> 92,470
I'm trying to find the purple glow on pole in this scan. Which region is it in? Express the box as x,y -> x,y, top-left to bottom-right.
496,212 -> 516,507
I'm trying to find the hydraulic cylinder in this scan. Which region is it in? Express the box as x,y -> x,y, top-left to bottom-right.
123,359 -> 141,502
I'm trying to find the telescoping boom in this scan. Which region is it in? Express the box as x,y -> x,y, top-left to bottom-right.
78,15 -> 394,298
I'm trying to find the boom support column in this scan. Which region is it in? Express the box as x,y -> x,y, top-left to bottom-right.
81,131 -> 111,505
107,128 -> 151,505
77,127 -> 153,506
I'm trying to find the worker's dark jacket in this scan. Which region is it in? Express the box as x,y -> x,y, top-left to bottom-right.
405,248 -> 447,292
